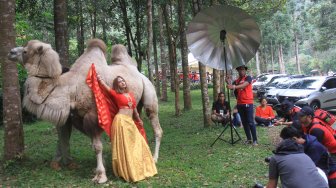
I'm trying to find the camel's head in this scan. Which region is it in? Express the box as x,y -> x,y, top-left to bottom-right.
8,40 -> 62,78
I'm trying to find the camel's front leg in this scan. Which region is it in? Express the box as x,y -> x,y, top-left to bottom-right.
51,119 -> 74,170
91,135 -> 107,184
146,109 -> 163,162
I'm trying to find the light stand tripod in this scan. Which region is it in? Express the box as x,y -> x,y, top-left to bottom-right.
211,30 -> 241,146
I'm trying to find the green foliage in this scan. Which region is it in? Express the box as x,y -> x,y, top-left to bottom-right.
0,90 -> 275,187
310,0 -> 336,51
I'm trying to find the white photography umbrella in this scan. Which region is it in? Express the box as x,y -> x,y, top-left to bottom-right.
186,5 -> 261,70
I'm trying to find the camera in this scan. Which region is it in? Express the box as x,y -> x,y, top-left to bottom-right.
253,183 -> 264,188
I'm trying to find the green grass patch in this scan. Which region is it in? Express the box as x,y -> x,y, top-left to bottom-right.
0,89 -> 278,187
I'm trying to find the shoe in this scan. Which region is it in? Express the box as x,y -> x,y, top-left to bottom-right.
268,124 -> 274,127
258,123 -> 265,127
244,140 -> 252,145
254,183 -> 264,188
253,141 -> 259,146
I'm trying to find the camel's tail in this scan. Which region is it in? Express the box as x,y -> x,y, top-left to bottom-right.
139,75 -> 159,118
137,79 -> 145,116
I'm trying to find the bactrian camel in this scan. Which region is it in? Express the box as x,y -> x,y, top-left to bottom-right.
8,39 -> 163,183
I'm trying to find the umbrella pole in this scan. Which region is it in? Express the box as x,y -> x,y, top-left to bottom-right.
211,30 -> 241,147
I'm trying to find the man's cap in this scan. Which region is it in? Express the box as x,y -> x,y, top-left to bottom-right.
297,106 -> 315,117
281,100 -> 294,112
235,65 -> 248,70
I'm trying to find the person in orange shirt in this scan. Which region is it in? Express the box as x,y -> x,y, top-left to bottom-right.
255,97 -> 275,127
227,65 -> 258,145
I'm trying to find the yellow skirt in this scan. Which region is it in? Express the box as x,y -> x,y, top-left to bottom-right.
111,114 -> 157,182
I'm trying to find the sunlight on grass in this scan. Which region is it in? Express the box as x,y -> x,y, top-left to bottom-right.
0,89 -> 277,187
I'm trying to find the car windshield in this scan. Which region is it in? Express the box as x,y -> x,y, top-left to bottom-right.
277,82 -> 292,89
274,79 -> 301,89
289,79 -> 323,89
266,77 -> 288,87
257,75 -> 268,82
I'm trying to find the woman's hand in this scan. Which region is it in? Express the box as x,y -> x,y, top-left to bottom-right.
97,74 -> 103,81
138,120 -> 144,126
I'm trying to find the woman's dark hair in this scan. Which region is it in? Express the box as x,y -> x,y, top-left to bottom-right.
259,96 -> 267,103
280,126 -> 303,139
112,76 -> 129,93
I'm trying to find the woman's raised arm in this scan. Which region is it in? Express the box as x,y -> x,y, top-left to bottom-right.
97,74 -> 111,91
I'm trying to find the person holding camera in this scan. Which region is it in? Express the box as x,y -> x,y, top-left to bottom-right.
265,138 -> 328,188
280,126 -> 336,187
211,92 -> 230,125
274,100 -> 301,129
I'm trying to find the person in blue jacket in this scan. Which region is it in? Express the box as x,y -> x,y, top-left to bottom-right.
280,126 -> 336,187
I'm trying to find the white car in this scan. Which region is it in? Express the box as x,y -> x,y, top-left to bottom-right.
252,74 -> 287,93
265,78 -> 302,106
276,76 -> 336,112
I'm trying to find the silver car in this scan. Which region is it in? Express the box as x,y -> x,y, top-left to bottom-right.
265,78 -> 302,106
252,74 -> 287,93
276,76 -> 336,112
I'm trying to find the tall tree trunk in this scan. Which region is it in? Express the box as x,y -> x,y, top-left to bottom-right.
211,0 -> 220,100
165,4 -> 174,92
294,32 -> 301,74
146,0 -> 154,83
220,70 -> 225,92
134,0 -> 145,71
256,50 -> 261,75
158,6 -> 168,101
264,49 -> 268,73
163,4 -> 180,116
178,0 -> 192,110
271,41 -> 274,74
0,0 -> 24,160
260,47 -> 267,73
192,0 -> 211,127
54,0 -> 69,67
213,69 -> 220,100
153,5 -> 161,98
119,0 -> 133,57
278,43 -> 285,74
76,0 -> 84,56
101,17 -> 108,43
90,0 -> 97,38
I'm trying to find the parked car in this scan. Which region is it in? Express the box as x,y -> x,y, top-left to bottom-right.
252,74 -> 287,94
265,78 -> 303,106
276,76 -> 336,112
257,75 -> 306,97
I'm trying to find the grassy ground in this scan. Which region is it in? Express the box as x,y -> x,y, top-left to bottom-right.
0,90 -> 282,187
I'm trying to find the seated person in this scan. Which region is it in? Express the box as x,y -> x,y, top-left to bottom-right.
280,126 -> 336,187
255,97 -> 275,127
232,106 -> 243,127
266,138 -> 328,188
211,92 -> 230,125
274,100 -> 301,129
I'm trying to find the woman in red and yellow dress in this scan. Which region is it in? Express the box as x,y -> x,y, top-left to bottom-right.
94,74 -> 157,182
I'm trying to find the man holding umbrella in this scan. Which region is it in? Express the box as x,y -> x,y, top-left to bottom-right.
227,65 -> 258,145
